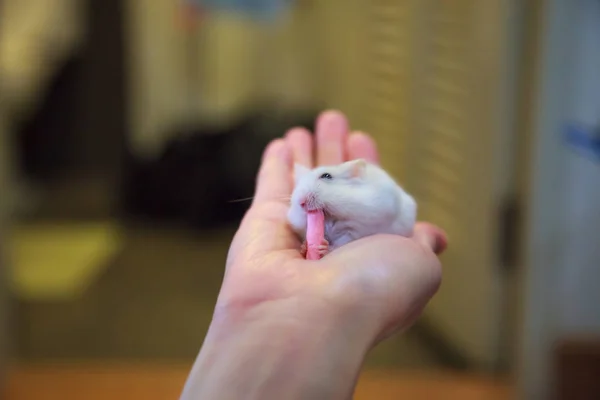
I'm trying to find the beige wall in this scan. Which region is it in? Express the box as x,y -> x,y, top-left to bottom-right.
124,0 -> 371,159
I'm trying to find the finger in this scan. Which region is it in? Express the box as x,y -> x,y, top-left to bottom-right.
347,131 -> 380,164
253,139 -> 293,205
285,127 -> 314,167
315,110 -> 349,166
412,222 -> 448,255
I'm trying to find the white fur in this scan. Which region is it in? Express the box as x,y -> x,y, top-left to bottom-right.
287,159 -> 417,251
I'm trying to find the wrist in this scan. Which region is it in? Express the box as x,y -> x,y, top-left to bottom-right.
182,298 -> 374,400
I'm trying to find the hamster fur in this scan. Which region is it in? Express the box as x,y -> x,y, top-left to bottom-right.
287,159 -> 417,253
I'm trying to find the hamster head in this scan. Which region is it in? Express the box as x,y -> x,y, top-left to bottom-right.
287,159 -> 401,234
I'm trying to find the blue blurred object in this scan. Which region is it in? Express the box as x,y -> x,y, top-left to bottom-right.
564,122 -> 600,163
185,0 -> 295,22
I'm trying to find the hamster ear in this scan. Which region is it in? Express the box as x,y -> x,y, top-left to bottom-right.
294,163 -> 310,184
349,159 -> 367,178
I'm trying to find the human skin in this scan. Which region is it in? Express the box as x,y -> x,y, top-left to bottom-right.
179,110 -> 447,400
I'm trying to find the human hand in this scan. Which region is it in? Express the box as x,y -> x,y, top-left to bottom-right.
216,110 -> 447,344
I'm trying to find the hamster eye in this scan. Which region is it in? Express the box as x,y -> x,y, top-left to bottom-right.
319,173 -> 333,180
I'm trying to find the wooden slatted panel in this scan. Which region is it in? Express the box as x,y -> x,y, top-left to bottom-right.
361,0 -> 417,183
412,0 -> 475,241
413,0 -> 511,368
356,0 -> 515,368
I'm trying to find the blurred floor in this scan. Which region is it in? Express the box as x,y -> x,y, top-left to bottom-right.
12,219 -> 447,369
4,364 -> 512,400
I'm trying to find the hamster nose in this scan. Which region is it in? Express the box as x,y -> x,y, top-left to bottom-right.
300,193 -> 315,210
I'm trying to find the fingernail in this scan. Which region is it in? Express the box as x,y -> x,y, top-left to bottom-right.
317,110 -> 347,130
285,127 -> 311,138
263,139 -> 289,162
434,235 -> 448,255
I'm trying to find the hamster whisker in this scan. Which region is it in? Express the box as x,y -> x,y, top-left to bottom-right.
227,195 -> 292,203
227,197 -> 254,203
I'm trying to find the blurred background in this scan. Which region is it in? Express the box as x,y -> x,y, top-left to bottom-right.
1,0 -> 599,399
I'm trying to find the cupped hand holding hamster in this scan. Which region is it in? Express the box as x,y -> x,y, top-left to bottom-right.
180,111 -> 448,400
288,159 -> 417,259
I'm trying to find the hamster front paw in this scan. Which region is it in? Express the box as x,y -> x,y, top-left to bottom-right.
301,239 -> 329,259
316,239 -> 329,257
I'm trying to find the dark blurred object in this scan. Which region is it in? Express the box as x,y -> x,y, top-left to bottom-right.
555,336 -> 600,400
15,0 -> 125,182
121,108 -> 317,229
13,56 -> 81,182
12,0 -> 126,220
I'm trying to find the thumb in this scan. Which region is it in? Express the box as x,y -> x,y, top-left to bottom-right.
326,234 -> 443,337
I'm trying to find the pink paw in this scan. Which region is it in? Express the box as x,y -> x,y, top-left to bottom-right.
317,239 -> 329,257
301,239 -> 329,259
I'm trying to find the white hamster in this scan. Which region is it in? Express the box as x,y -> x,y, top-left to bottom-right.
287,159 -> 417,256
